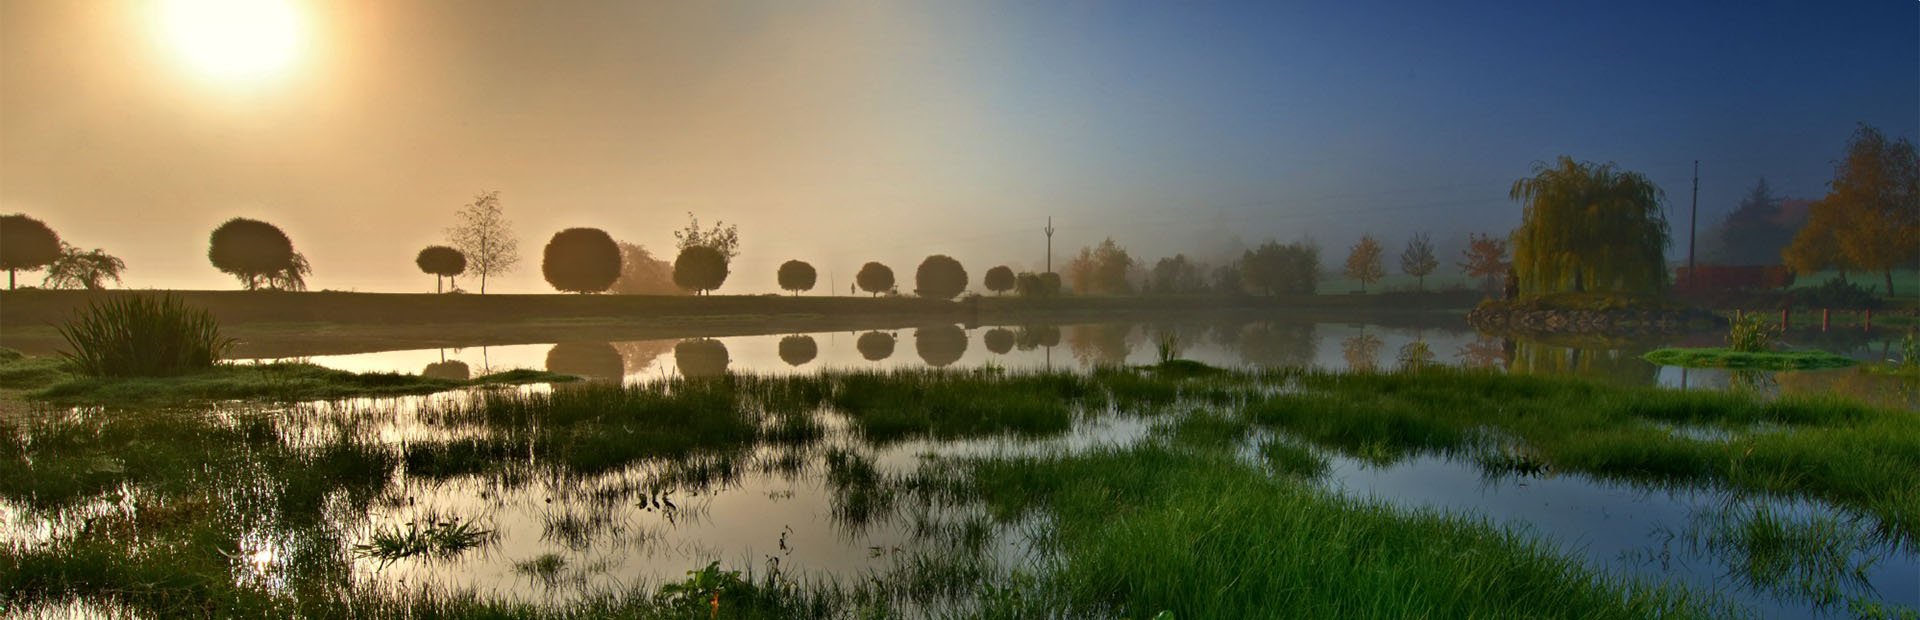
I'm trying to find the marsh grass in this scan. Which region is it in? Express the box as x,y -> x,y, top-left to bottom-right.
18,358 -> 575,405
353,518 -> 495,565
55,294 -> 233,377
1644,347 -> 1859,370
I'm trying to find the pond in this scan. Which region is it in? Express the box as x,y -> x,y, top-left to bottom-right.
6,316 -> 1915,618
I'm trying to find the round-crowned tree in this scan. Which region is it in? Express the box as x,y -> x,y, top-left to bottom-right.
415,245 -> 466,293
856,331 -> 895,361
542,228 -> 622,294
915,324 -> 968,367
983,265 -> 1015,296
983,327 -> 1015,354
673,245 -> 729,295
778,335 -> 818,366
208,218 -> 295,290
914,255 -> 967,300
0,213 -> 62,289
855,262 -> 894,297
777,260 -> 817,295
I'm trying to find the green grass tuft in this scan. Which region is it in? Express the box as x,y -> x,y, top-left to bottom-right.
1643,347 -> 1859,370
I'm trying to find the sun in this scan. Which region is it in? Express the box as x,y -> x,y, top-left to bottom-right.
151,0 -> 306,84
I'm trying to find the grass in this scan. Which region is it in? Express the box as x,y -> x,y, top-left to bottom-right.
55,294 -> 233,377
1643,347 -> 1859,370
1,363 -> 1914,618
25,360 -> 576,405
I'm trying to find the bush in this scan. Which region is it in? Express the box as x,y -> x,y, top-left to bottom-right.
57,295 -> 233,377
1726,314 -> 1779,353
1791,279 -> 1881,310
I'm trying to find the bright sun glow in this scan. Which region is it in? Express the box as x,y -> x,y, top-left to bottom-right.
152,0 -> 305,84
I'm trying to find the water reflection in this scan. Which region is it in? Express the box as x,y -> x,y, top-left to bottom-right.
422,360 -> 471,381
1014,325 -> 1060,351
674,339 -> 730,378
1238,322 -> 1317,369
914,325 -> 968,367
546,342 -> 625,381
856,331 -> 896,362
983,328 -> 1015,355
778,335 -> 818,367
1067,324 -> 1131,366
1341,332 -> 1383,372
1509,339 -> 1657,386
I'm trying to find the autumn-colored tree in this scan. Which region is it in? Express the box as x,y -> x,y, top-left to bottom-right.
1782,199 -> 1851,281
777,260 -> 817,295
1458,233 -> 1511,296
1796,125 -> 1919,295
1343,234 -> 1385,292
415,246 -> 465,293
1509,156 -> 1669,296
1065,238 -> 1134,295
1398,232 -> 1438,290
542,228 -> 623,294
983,265 -> 1015,295
446,191 -> 518,294
856,262 -> 894,297
914,255 -> 968,300
0,214 -> 61,289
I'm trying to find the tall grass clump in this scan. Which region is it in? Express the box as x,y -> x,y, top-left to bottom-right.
1727,313 -> 1779,353
56,295 -> 232,377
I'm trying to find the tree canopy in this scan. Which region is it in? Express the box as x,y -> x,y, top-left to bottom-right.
1710,178 -> 1798,266
446,191 -> 518,294
777,260 -> 817,295
1510,156 -> 1670,296
609,242 -> 683,295
672,245 -> 729,295
415,245 -> 465,293
983,265 -> 1015,295
43,244 -> 126,290
1398,233 -> 1438,290
1015,271 -> 1062,298
542,228 -> 622,294
1240,239 -> 1319,295
1344,234 -> 1386,292
209,217 -> 306,290
1065,238 -> 1134,295
856,262 -> 894,297
914,255 -> 968,299
1458,233 -> 1510,296
673,213 -> 740,260
1786,125 -> 1919,295
1149,254 -> 1207,295
0,213 -> 62,289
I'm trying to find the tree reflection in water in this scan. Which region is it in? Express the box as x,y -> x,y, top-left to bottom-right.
914,325 -> 968,367
856,331 -> 895,362
674,338 -> 730,378
545,342 -> 625,382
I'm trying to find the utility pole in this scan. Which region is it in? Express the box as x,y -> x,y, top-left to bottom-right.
1044,216 -> 1055,273
1688,160 -> 1699,280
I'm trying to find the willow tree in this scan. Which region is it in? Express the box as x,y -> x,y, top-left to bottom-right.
1509,157 -> 1669,296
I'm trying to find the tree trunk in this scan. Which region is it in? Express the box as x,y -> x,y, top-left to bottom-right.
7,269 -> 13,290
436,276 -> 443,294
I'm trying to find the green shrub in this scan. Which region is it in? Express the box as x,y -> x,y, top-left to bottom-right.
1793,279 -> 1881,310
55,295 -> 233,377
1727,314 -> 1779,353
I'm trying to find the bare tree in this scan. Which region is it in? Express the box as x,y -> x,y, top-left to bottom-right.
446,191 -> 519,294
1399,232 -> 1439,291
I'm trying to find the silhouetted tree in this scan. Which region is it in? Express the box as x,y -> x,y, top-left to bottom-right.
1240,239 -> 1319,295
1510,156 -> 1669,295
1015,271 -> 1061,298
672,213 -> 741,260
778,335 -> 818,366
1710,178 -> 1796,266
1344,234 -> 1386,293
447,191 -> 518,294
209,217 -> 304,290
542,228 -> 622,294
1790,125 -> 1919,295
675,338 -> 730,378
983,265 -> 1015,296
1212,263 -> 1245,296
546,342 -> 625,381
1149,254 -> 1206,294
915,324 -> 968,367
415,245 -> 465,293
856,331 -> 895,361
42,244 -> 126,290
1398,232 -> 1438,291
778,260 -> 817,295
1458,233 -> 1511,297
673,245 -> 729,295
0,214 -> 61,289
983,327 -> 1015,354
610,242 -> 683,295
1066,238 -> 1134,295
856,262 -> 894,297
915,255 -> 968,299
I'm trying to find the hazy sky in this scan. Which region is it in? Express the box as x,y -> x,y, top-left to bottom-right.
2,0 -> 1914,293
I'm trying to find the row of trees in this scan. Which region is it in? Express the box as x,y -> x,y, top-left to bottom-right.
0,214 -> 128,290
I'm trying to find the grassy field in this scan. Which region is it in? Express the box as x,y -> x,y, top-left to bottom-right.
2,364 -> 1914,618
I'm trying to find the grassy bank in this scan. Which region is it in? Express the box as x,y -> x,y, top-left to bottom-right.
1643,347 -> 1861,370
0,348 -> 573,405
3,365 -> 1913,618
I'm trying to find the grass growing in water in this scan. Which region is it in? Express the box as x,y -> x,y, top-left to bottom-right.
1642,347 -> 1859,370
353,518 -> 495,565
55,294 -> 233,377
